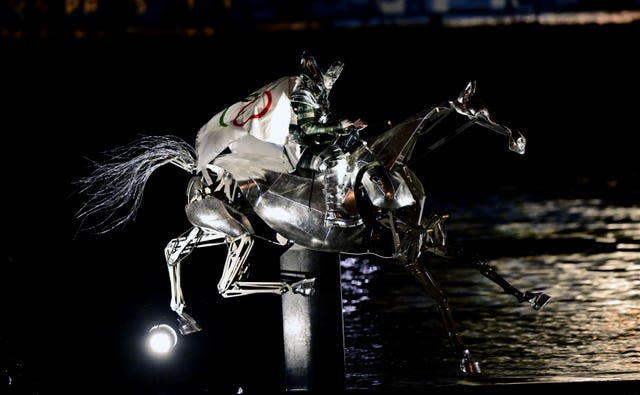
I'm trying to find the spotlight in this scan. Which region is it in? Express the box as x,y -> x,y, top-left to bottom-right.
147,324 -> 177,356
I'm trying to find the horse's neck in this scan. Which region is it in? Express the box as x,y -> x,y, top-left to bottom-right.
366,105 -> 459,168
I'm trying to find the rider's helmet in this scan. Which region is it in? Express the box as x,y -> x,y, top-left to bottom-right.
323,60 -> 344,92
295,53 -> 344,124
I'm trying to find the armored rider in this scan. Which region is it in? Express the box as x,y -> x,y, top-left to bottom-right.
290,54 -> 367,227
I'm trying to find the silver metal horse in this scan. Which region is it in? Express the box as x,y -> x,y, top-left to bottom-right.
76,80 -> 550,374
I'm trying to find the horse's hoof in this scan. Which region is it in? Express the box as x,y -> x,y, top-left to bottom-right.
460,349 -> 481,374
177,312 -> 203,335
179,321 -> 202,335
291,278 -> 316,296
525,291 -> 551,310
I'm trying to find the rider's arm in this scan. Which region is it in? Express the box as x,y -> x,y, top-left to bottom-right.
292,100 -> 346,136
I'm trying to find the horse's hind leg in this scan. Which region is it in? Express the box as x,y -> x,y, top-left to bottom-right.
165,226 -> 226,334
406,262 -> 481,374
217,234 -> 315,298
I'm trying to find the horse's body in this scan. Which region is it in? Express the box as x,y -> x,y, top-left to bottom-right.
77,81 -> 549,374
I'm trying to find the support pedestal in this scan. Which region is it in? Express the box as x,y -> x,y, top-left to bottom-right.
280,245 -> 345,392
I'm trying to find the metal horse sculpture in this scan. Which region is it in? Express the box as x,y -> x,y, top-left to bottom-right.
77,80 -> 550,374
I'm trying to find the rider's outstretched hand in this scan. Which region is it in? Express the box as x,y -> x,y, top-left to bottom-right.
340,118 -> 368,133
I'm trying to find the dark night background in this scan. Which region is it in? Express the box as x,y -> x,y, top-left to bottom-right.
2,1 -> 640,394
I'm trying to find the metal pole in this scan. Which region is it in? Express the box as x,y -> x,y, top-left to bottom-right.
280,244 -> 345,392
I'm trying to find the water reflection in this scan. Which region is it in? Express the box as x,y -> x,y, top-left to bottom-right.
342,196 -> 640,389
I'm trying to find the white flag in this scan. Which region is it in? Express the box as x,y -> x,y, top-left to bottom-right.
196,77 -> 296,172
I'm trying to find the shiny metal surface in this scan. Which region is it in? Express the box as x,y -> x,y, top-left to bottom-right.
361,166 -> 416,209
76,72 -> 540,374
185,196 -> 252,237
238,170 -> 368,252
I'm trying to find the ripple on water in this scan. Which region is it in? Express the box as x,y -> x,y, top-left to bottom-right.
342,196 -> 640,389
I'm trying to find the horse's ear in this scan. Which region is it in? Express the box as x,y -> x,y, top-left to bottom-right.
299,51 -> 308,69
457,80 -> 477,105
299,53 -> 323,84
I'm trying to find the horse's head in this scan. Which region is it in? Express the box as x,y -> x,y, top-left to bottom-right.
450,81 -> 526,155
364,81 -> 527,171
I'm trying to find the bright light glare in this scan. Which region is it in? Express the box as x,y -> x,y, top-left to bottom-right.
147,324 -> 177,355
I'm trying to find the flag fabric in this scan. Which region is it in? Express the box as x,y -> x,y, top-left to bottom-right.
196,77 -> 297,173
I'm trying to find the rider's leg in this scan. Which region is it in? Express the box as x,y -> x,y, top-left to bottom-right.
311,145 -> 353,227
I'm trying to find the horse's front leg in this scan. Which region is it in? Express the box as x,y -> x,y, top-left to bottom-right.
165,226 -> 226,334
462,251 -> 551,310
393,213 -> 479,373
420,214 -> 551,311
405,262 -> 481,374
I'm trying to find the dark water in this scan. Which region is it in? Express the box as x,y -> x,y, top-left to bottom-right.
342,195 -> 640,389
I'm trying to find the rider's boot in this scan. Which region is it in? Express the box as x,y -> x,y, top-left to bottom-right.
318,145 -> 358,227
